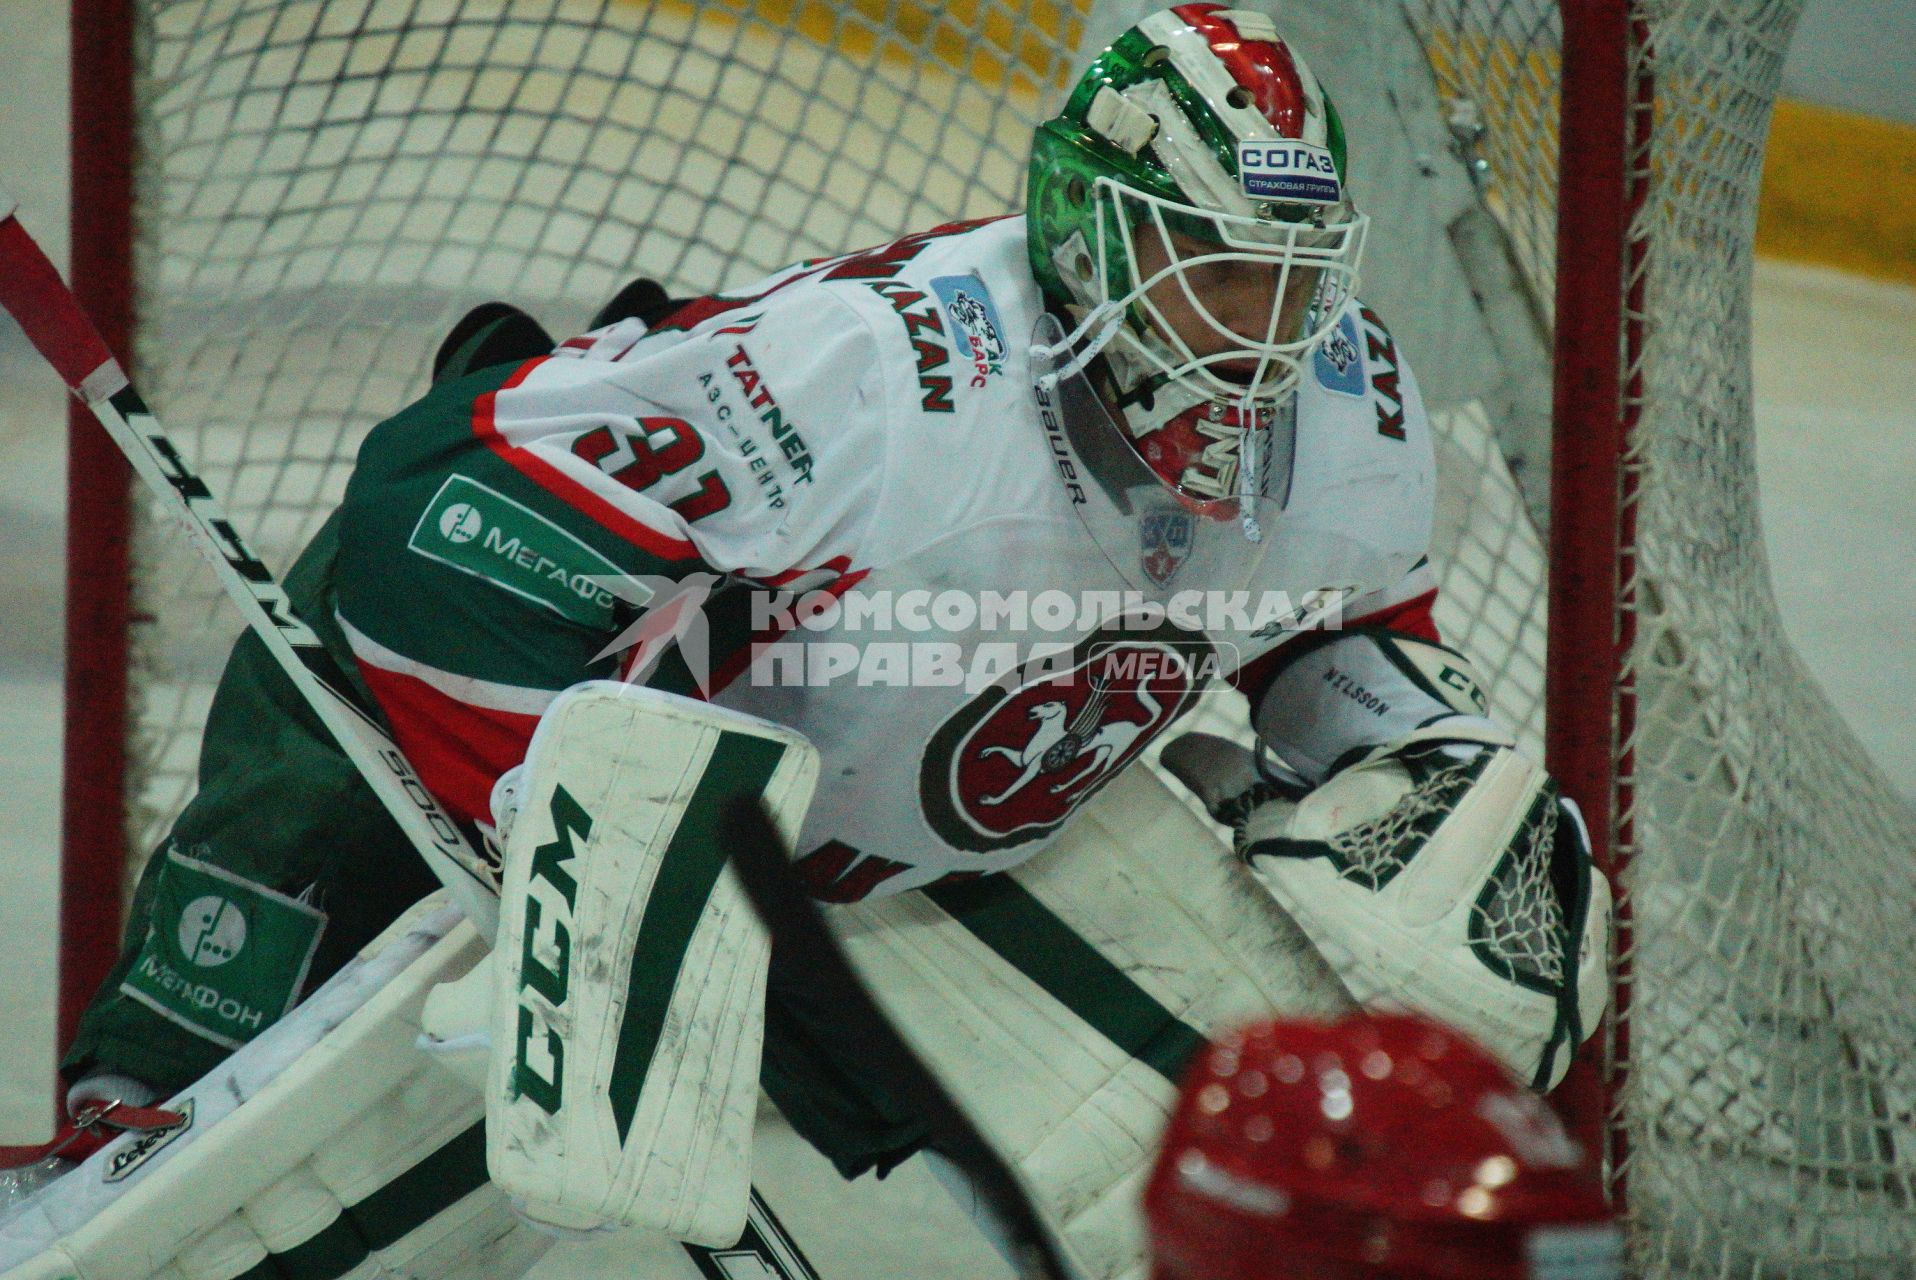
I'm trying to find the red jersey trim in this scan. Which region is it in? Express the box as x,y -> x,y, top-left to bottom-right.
472,356 -> 703,563
1350,588 -> 1440,642
704,564 -> 872,700
749,556 -> 853,590
1227,587 -> 1440,700
354,657 -> 546,828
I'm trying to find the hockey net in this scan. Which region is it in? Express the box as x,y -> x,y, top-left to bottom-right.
67,0 -> 1916,1275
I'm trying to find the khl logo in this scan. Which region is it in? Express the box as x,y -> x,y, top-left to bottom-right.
439,502 -> 484,544
178,896 -> 247,968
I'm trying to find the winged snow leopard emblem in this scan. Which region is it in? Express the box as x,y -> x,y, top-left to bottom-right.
919,619 -> 1212,852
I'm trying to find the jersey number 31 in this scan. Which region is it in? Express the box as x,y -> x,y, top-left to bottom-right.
573,417 -> 731,523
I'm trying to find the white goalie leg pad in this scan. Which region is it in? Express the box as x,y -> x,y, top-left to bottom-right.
0,896 -> 555,1280
487,682 -> 818,1245
841,762 -> 1352,1280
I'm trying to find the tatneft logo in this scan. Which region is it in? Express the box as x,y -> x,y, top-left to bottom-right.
178,895 -> 247,967
439,501 -> 484,543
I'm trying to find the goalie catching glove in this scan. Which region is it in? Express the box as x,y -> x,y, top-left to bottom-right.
1161,629 -> 1610,1090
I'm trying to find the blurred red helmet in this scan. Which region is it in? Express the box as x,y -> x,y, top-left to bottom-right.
1144,1013 -> 1620,1280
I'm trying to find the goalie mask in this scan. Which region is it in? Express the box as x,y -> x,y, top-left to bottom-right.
1034,309 -> 1397,603
1028,4 -> 1368,510
1144,1014 -> 1622,1280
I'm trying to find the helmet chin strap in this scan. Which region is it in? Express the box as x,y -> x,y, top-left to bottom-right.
1237,387 -> 1265,544
1028,298 -> 1127,387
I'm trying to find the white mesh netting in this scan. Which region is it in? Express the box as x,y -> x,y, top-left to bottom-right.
106,0 -> 1916,1274
1421,3 -> 1916,1274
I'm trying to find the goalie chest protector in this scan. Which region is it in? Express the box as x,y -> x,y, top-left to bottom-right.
476,216 -> 1435,900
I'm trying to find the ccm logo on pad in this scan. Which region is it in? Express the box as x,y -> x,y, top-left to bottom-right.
1238,140 -> 1341,205
510,786 -> 590,1115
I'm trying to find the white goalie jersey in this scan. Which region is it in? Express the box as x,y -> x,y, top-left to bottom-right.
473,214 -> 1438,901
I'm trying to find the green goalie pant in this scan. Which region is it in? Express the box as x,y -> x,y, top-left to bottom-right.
62,511 -> 445,1093
63,355 -> 931,1179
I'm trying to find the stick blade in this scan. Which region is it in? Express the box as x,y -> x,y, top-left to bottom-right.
722,800 -> 1077,1280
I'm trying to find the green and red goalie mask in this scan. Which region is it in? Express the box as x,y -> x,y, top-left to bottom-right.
1029,4 -> 1368,508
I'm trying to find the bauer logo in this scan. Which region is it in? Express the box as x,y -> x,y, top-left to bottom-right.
1238,139 -> 1341,205
178,895 -> 247,967
102,1099 -> 195,1184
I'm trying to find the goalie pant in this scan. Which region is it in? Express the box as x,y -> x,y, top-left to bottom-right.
67,214 -> 1440,1175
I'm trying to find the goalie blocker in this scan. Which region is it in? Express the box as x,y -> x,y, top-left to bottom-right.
1163,628 -> 1611,1090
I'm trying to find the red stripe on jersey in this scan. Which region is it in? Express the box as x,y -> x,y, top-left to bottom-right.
472,356 -> 702,563
659,293 -> 778,334
703,565 -> 872,699
354,658 -> 545,828
1351,588 -> 1439,642
788,841 -> 914,903
1226,588 -> 1441,700
656,216 -> 1017,333
749,555 -> 854,589
1172,3 -> 1306,135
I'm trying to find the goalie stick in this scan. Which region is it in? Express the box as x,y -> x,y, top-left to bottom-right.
0,187 -> 824,1280
723,801 -> 1076,1280
0,187 -> 500,938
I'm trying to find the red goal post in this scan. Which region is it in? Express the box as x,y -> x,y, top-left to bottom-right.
1546,0 -> 1646,1172
62,0 -> 137,1061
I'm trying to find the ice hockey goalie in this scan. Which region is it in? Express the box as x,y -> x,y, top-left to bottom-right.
2,8 -> 1609,1280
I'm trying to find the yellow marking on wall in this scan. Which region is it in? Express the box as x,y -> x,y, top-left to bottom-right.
627,0 -> 1088,103
601,6 -> 1914,287
1423,29 -> 1916,287
1757,98 -> 1916,287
